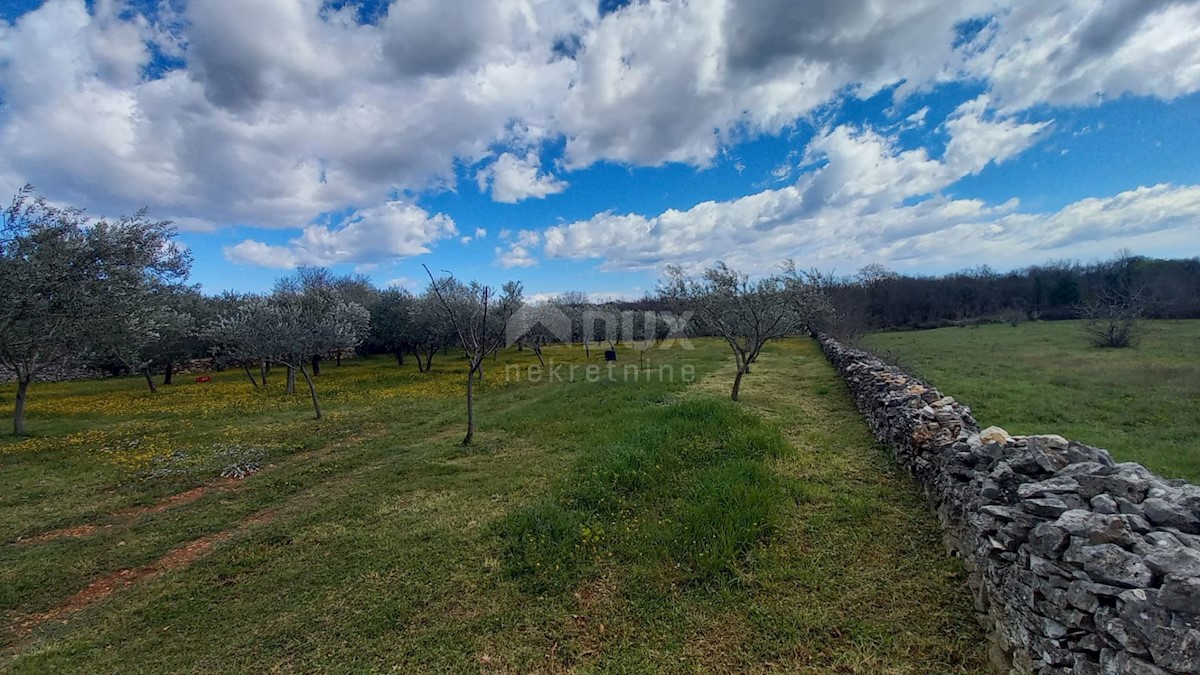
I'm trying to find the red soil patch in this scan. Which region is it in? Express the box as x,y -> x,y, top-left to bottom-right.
17,524 -> 111,544
12,505 -> 277,636
115,480 -> 237,518
18,478 -> 242,545
14,531 -> 232,634
241,509 -> 277,526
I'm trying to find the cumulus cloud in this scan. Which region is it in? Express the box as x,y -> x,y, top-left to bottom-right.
494,229 -> 542,268
477,152 -> 568,203
539,106 -> 1194,274
1,0 -> 1198,270
0,0 -> 582,232
874,184 -> 1200,266
544,178 -> 1200,276
964,1 -> 1200,111
224,201 -> 456,268
495,245 -> 538,269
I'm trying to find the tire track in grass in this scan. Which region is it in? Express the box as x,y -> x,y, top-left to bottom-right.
16,481 -> 237,544
8,507 -> 279,639
12,423 -> 391,546
3,424 -> 402,651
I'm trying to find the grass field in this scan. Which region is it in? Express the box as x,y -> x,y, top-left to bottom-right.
0,339 -> 986,672
863,320 -> 1200,482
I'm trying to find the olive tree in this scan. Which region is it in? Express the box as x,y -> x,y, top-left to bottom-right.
410,289 -> 457,372
208,293 -> 369,419
660,261 -> 830,401
553,291 -> 592,355
0,187 -> 190,434
275,267 -> 378,373
94,304 -> 196,393
369,288 -> 418,366
509,301 -> 568,367
423,266 -> 522,445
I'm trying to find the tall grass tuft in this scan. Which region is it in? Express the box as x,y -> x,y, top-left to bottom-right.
494,500 -> 583,593
674,459 -> 783,584
497,396 -> 792,591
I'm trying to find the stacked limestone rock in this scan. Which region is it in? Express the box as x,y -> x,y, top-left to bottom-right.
819,334 -> 1200,675
0,362 -> 103,384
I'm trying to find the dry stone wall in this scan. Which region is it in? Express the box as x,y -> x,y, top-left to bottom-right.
818,334 -> 1200,674
0,363 -> 104,384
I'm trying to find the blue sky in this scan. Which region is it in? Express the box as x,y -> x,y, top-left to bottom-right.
2,0 -> 1199,299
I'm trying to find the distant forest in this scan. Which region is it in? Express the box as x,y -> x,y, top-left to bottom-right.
810,254 -> 1200,333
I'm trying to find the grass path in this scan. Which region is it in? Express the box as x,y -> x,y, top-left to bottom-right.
2,340 -> 986,672
686,340 -> 987,672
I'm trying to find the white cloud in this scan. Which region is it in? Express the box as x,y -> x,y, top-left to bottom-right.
514,229 -> 541,247
1,0 -> 1198,272
224,201 -> 456,268
904,106 -> 929,127
526,288 -> 640,304
0,0 -> 583,232
386,276 -> 421,292
494,229 -> 542,268
495,245 -> 538,269
965,1 -> 1200,111
477,152 -> 568,203
540,106 -> 1196,274
544,177 -> 1200,276
941,96 -> 1050,176
875,184 -> 1200,267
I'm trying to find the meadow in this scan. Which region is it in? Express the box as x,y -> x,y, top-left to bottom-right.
863,319 -> 1200,482
0,339 -> 987,672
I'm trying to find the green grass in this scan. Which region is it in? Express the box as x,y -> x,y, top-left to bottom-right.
863,319 -> 1200,482
0,339 -> 986,672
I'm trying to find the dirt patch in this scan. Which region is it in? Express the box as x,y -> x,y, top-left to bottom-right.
17,478 -> 242,545
240,508 -> 277,527
11,504 -> 277,638
17,524 -> 111,544
115,479 -> 237,518
13,530 -> 232,635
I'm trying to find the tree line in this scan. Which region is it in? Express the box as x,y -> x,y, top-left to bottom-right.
0,188 -> 838,442
814,254 -> 1200,338
8,186 -> 1183,442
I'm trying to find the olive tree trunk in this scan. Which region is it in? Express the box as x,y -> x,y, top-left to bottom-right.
298,365 -> 322,420
142,368 -> 158,394
462,364 -> 482,445
13,377 -> 30,435
731,367 -> 746,401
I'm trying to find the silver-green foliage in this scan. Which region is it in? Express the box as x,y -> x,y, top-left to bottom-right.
0,186 -> 190,433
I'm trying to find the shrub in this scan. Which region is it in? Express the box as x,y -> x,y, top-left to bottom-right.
1078,286 -> 1144,348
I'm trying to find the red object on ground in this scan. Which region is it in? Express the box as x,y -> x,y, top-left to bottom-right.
194,376 -> 212,383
